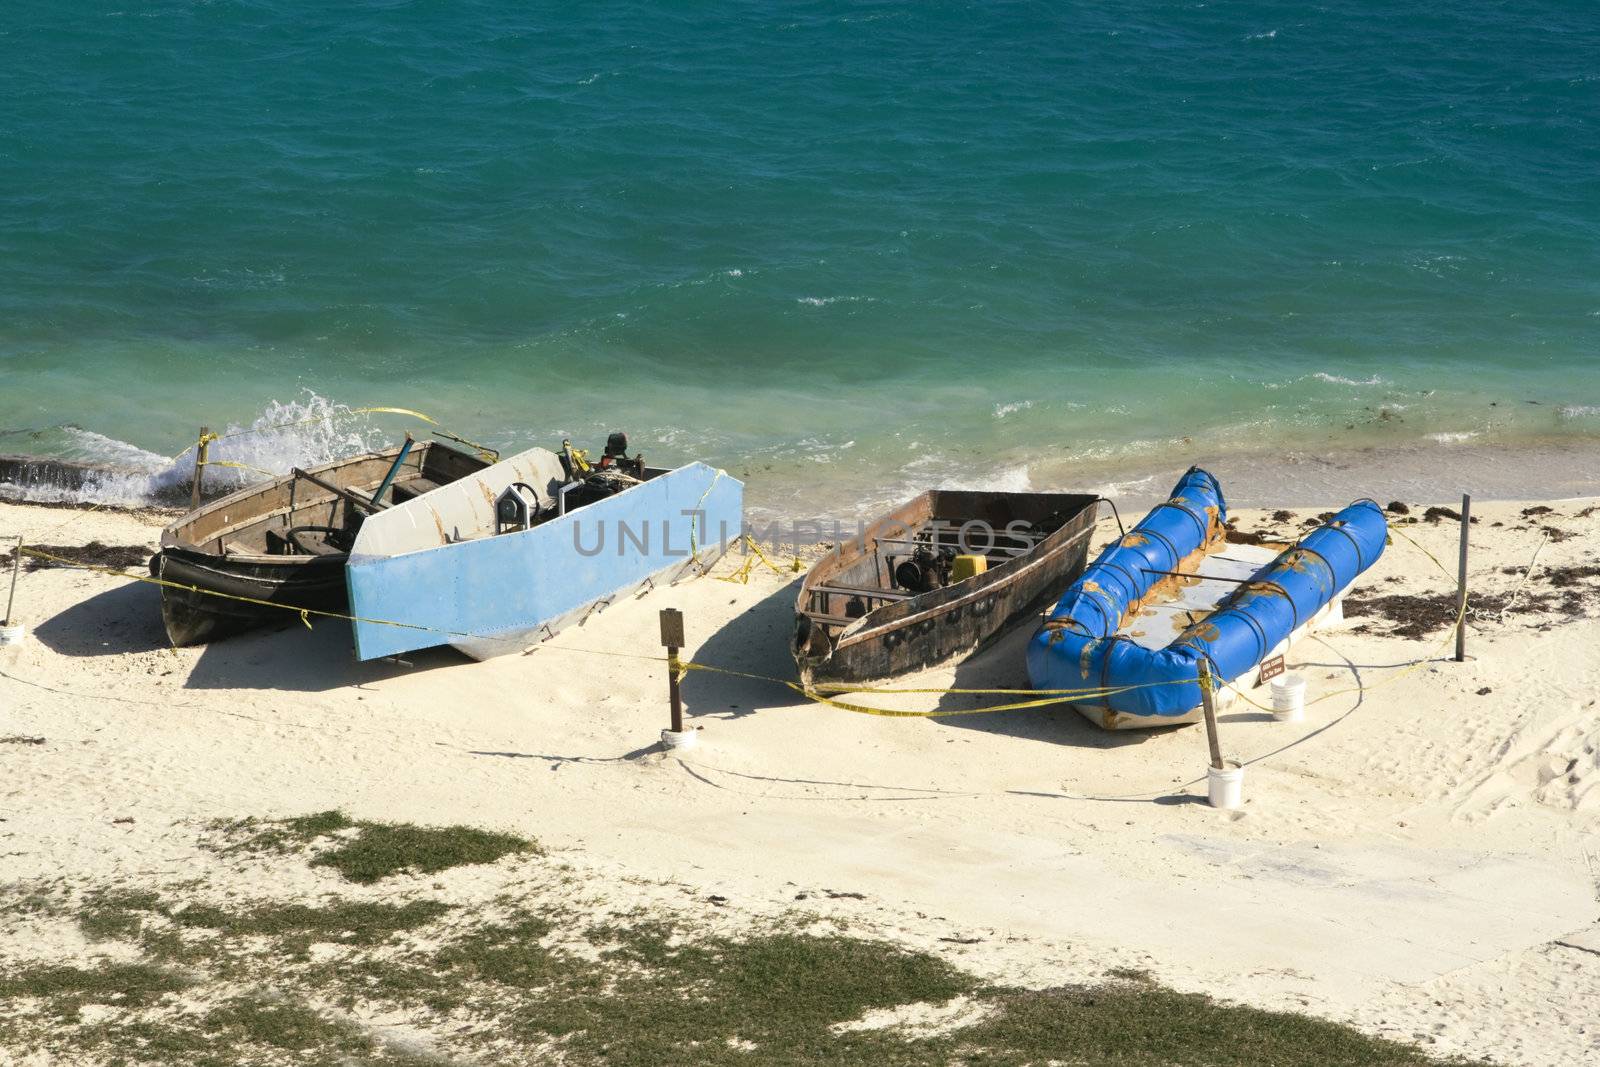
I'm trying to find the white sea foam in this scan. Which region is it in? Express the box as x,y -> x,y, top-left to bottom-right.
0,392 -> 394,507
1246,29 -> 1278,40
992,400 -> 1034,419
1425,431 -> 1480,444
795,295 -> 878,307
1558,404 -> 1600,419
1090,473 -> 1159,499
1311,372 -> 1388,386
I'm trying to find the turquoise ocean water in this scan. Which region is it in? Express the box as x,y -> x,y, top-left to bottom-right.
2,1 -> 1597,515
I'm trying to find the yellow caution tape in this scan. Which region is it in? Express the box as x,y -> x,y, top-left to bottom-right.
198,458 -> 277,478
715,535 -> 791,586
15,545 -> 1194,718
13,510 -> 1475,723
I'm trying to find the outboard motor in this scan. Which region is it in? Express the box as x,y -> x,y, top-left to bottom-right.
893,540 -> 955,594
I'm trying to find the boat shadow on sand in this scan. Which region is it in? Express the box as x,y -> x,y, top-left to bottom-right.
32,582 -> 170,658
178,624 -> 465,693
30,580 -> 459,693
928,624 -> 1178,750
679,576 -> 1219,751
679,575 -> 806,719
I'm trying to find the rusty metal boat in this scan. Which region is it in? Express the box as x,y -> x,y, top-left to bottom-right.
792,489 -> 1103,686
150,438 -> 489,646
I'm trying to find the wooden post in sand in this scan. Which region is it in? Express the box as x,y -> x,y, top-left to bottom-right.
1198,660 -> 1224,771
660,608 -> 685,734
1454,494 -> 1471,663
4,536 -> 21,626
190,427 -> 211,510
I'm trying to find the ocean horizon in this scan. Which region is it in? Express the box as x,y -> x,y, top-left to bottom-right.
3,1 -> 1597,514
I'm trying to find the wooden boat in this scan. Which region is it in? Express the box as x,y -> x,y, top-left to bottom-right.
344,444 -> 743,661
150,440 -> 489,646
792,490 -> 1103,686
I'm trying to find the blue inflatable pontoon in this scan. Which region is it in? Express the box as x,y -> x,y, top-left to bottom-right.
1026,468 -> 1387,729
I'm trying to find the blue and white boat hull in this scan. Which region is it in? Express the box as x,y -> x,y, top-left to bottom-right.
346,451 -> 743,661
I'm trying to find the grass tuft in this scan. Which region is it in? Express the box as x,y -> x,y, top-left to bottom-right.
954,983 -> 1456,1066
202,996 -> 375,1055
78,887 -> 164,942
0,961 -> 191,1019
174,898 -> 451,944
208,810 -> 535,883
312,821 -> 534,884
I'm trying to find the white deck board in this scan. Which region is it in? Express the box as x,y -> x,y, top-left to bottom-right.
1122,543 -> 1280,650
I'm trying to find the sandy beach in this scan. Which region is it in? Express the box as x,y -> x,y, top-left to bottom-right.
1,486 -> 1596,1065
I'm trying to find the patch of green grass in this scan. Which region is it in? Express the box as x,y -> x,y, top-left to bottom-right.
373,919 -> 1485,1067
79,888 -> 164,942
327,958 -> 463,1015
18,863 -> 1488,1067
0,883 -> 67,920
206,810 -> 354,856
435,913 -> 560,987
311,822 -> 535,884
80,999 -> 443,1067
174,898 -> 450,945
79,1019 -> 226,1067
1104,964 -> 1156,983
137,925 -> 225,968
203,997 -> 375,1056
552,931 -> 975,1066
0,961 -> 191,1022
953,983 -> 1469,1066
208,810 -> 536,883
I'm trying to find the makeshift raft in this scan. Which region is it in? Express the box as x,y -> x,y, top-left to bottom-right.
345,448 -> 742,661
1026,468 -> 1388,729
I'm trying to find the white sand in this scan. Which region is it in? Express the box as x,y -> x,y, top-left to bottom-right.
1,494 -> 1597,1064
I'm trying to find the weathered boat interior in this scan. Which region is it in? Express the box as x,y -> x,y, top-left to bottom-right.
799,490 -> 1093,636
162,441 -> 488,558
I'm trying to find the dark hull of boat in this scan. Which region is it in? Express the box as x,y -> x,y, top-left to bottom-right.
793,492 -> 1101,686
154,548 -> 350,647
150,440 -> 488,647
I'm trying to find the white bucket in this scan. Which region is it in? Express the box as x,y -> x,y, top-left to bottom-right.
660,727 -> 698,751
0,623 -> 24,647
1207,760 -> 1244,809
1270,673 -> 1306,721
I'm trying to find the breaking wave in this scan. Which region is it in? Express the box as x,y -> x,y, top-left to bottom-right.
0,392 -> 395,508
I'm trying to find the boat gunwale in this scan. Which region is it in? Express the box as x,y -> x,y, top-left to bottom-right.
346,456 -> 682,565
159,441 -> 478,553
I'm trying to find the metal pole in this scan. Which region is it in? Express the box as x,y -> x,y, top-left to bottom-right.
1454,493 -> 1471,662
659,608 -> 686,734
4,536 -> 21,626
667,648 -> 684,733
191,427 -> 210,510
1198,660 -> 1223,770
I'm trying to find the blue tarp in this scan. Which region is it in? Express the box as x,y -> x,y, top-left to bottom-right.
1026,468 -> 1387,722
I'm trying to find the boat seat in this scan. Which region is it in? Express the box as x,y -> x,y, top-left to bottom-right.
292,533 -> 346,557
801,610 -> 865,628
391,477 -> 445,503
811,583 -> 911,602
